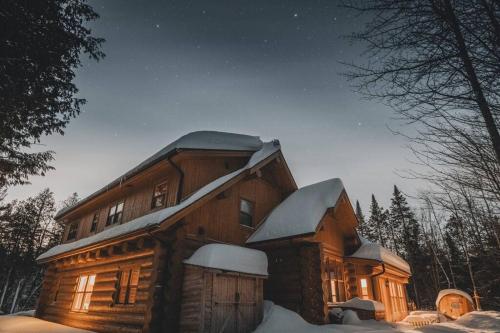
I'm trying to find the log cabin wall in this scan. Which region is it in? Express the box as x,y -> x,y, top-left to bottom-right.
261,243 -> 326,324
36,237 -> 161,333
183,177 -> 283,245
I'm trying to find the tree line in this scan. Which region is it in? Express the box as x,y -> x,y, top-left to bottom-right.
0,189 -> 78,313
356,186 -> 499,311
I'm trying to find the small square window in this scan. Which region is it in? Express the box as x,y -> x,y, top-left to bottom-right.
66,222 -> 79,240
239,199 -> 254,227
106,201 -> 124,226
90,212 -> 99,233
151,182 -> 168,209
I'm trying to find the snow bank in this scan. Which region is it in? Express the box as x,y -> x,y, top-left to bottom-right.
415,311 -> 500,333
12,310 -> 35,317
340,297 -> 385,312
184,244 -> 268,276
435,289 -> 474,307
247,178 -> 344,243
348,237 -> 411,273
342,310 -> 361,325
55,131 -> 264,219
38,141 -> 280,262
0,315 -> 95,333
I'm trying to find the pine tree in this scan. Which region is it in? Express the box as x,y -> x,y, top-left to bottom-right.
366,195 -> 388,246
355,200 -> 366,236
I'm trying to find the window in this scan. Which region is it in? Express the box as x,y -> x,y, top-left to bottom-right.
115,267 -> 140,305
90,212 -> 99,233
388,280 -> 405,313
72,274 -> 96,311
151,182 -> 168,209
106,201 -> 124,226
239,199 -> 254,227
360,278 -> 369,299
66,222 -> 79,240
326,259 -> 345,302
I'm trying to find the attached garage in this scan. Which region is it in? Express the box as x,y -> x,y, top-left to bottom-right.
179,244 -> 268,333
436,289 -> 474,320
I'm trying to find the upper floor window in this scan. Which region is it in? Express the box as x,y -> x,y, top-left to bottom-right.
151,182 -> 168,209
106,201 -> 124,226
66,221 -> 79,241
90,212 -> 99,233
72,274 -> 96,312
115,267 -> 140,305
239,198 -> 254,227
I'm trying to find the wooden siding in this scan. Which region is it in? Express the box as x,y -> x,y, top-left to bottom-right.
184,176 -> 283,246
36,238 -> 160,333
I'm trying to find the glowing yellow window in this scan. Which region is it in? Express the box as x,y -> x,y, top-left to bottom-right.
360,278 -> 369,299
72,274 -> 96,311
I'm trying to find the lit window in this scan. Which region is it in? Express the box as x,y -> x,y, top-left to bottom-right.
106,201 -> 124,226
66,222 -> 79,240
90,212 -> 99,233
239,199 -> 254,227
72,274 -> 96,311
326,260 -> 345,302
115,267 -> 140,304
151,182 -> 168,209
360,278 -> 369,299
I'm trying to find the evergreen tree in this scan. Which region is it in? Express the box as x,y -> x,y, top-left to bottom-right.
355,200 -> 366,236
388,186 -> 417,256
366,195 -> 388,246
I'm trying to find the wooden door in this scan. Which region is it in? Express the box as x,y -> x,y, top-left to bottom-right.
210,274 -> 258,333
445,296 -> 466,319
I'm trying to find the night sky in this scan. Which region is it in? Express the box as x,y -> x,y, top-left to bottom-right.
9,0 -> 426,209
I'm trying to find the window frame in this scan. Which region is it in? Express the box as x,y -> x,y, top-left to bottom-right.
90,211 -> 99,233
151,181 -> 168,210
106,201 -> 125,226
71,274 -> 96,312
326,259 -> 346,303
66,221 -> 79,241
359,277 -> 370,300
114,267 -> 140,305
239,197 -> 255,228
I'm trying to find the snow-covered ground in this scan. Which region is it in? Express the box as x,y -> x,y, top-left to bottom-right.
0,305 -> 498,333
254,301 -> 500,333
0,314 -> 94,333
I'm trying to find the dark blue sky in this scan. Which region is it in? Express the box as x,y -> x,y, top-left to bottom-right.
9,0 -> 426,210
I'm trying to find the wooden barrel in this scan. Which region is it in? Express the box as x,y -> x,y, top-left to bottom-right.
436,289 -> 474,320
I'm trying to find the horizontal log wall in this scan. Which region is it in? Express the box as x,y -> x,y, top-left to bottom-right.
36,241 -> 160,333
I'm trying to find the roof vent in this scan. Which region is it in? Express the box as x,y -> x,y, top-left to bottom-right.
272,139 -> 280,147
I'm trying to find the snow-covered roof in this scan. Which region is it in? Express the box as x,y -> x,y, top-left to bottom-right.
37,141 -> 280,262
55,131 -> 264,219
184,244 -> 268,276
436,289 -> 474,307
347,237 -> 411,274
246,178 -> 345,243
339,297 -> 385,312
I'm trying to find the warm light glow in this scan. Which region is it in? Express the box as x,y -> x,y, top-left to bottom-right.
72,274 -> 96,311
360,278 -> 369,299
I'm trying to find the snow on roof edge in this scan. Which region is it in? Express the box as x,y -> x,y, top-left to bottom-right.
55,131 -> 264,219
347,239 -> 411,274
246,178 -> 345,243
38,141 -> 280,262
184,244 -> 268,276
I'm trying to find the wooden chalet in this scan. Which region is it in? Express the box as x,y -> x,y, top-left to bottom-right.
35,131 -> 411,333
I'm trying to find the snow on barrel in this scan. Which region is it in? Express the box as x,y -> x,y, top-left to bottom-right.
179,244 -> 268,333
436,289 -> 474,320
